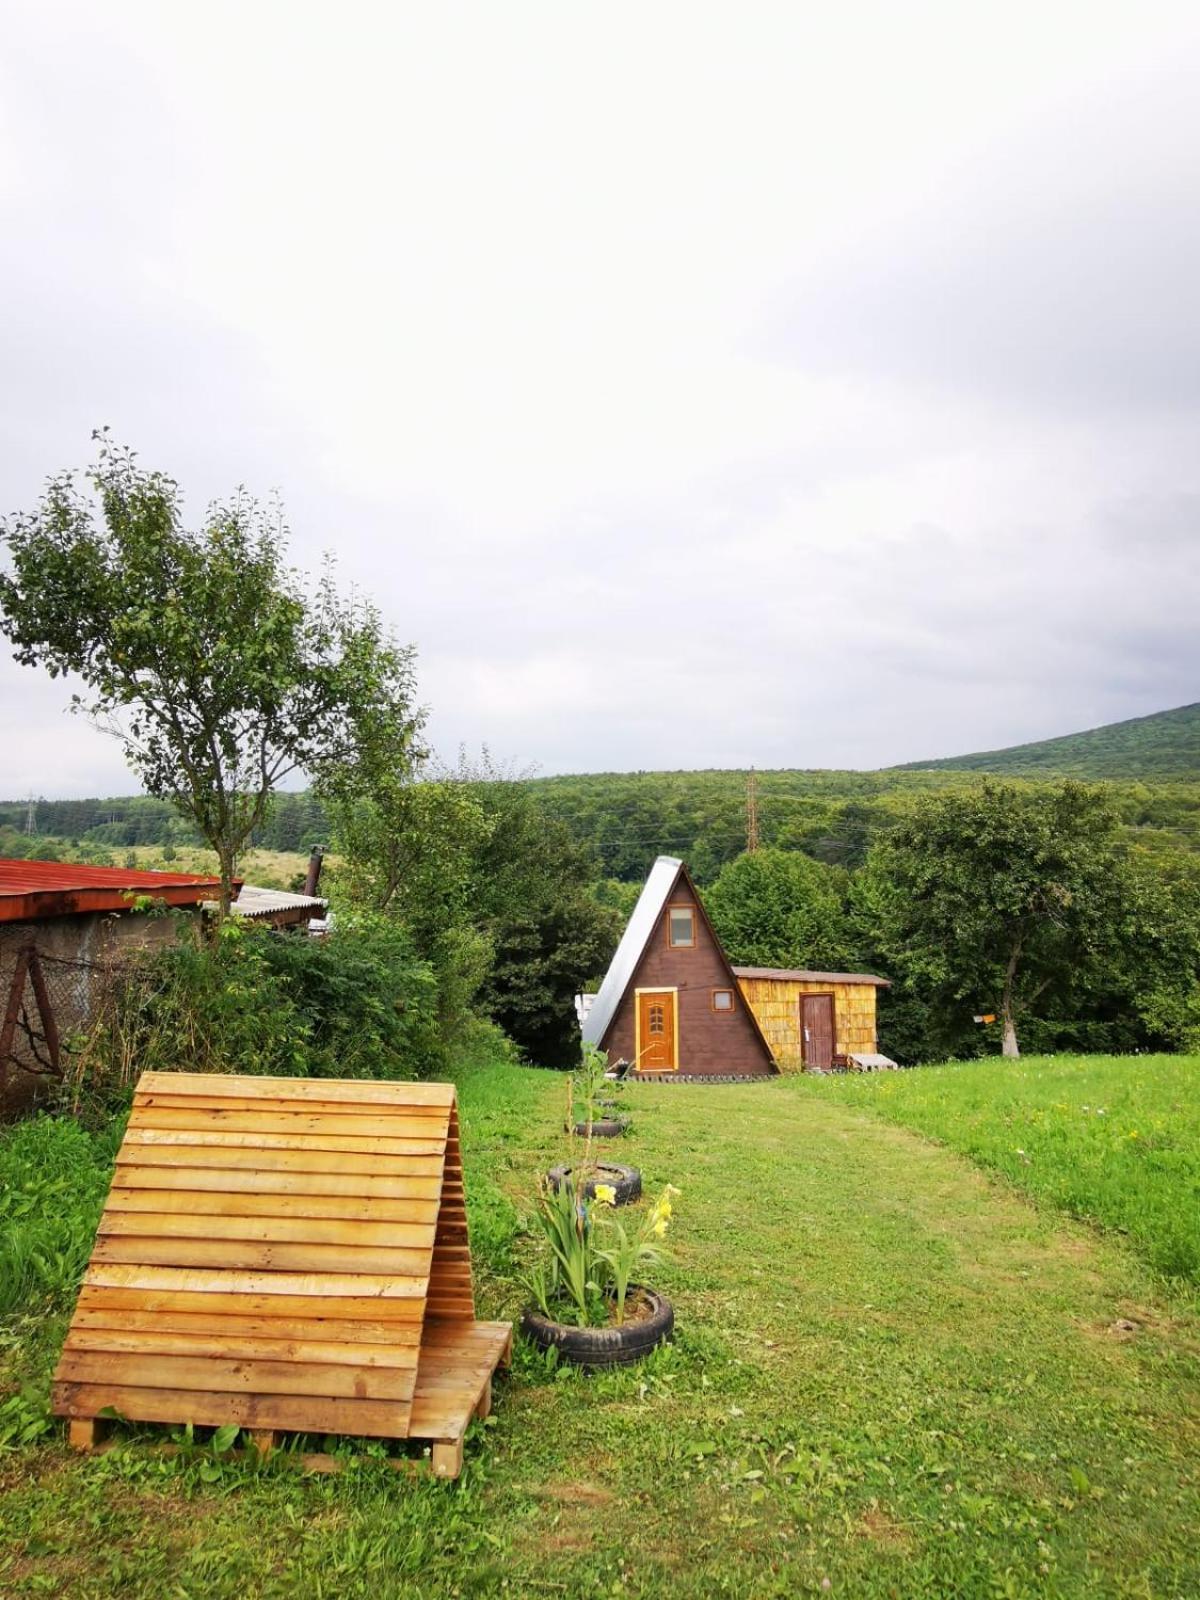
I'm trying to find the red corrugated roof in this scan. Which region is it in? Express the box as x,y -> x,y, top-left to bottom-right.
0,858 -> 231,923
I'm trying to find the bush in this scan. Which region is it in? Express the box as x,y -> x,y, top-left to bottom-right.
61,915 -> 448,1119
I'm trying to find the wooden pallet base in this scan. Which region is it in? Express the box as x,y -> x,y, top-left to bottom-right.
66,1320 -> 511,1481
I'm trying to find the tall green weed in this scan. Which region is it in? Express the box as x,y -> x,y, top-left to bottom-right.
0,1117 -> 114,1316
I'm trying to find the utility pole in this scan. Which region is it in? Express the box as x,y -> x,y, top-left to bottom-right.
24,793 -> 36,835
746,768 -> 759,854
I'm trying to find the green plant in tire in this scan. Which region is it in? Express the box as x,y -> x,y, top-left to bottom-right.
528,1173 -> 602,1325
571,1042 -> 626,1135
527,1174 -> 680,1328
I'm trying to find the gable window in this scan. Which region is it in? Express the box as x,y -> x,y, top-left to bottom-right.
711,988 -> 735,1012
668,907 -> 696,948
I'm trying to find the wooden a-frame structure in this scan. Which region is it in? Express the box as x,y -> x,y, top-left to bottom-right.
52,1071 -> 510,1478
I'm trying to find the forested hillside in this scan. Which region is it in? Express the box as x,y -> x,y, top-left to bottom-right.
899,702 -> 1200,778
6,702 -> 1200,888
528,768 -> 1200,884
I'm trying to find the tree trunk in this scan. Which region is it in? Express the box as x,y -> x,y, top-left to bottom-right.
216,844 -> 236,920
1000,936 -> 1022,1057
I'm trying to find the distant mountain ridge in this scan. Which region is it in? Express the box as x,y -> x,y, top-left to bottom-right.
898,703 -> 1200,779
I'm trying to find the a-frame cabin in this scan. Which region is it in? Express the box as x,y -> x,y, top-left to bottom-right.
581,857 -> 777,1079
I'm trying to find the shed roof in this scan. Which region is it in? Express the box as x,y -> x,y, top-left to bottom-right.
228,885 -> 327,925
733,966 -> 891,987
0,858 -> 228,924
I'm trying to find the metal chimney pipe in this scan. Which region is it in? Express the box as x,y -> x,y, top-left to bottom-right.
304,846 -> 324,897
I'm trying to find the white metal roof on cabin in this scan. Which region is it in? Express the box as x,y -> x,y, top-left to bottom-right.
581,856 -> 683,1047
221,885 -> 327,920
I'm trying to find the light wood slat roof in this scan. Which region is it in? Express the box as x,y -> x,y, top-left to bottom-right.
53,1071 -> 472,1441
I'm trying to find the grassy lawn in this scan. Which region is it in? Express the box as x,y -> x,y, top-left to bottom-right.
804,1054 -> 1200,1284
2,1061 -> 1199,1597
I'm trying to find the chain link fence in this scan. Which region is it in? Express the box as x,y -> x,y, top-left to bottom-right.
0,925 -> 130,1117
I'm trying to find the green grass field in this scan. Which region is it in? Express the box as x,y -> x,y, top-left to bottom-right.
806,1054 -> 1200,1284
3,1058 -> 1200,1597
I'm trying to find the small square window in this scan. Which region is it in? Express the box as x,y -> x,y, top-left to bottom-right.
712,988 -> 735,1012
668,907 -> 695,948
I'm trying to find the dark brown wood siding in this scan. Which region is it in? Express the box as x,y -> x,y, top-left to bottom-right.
602,880 -> 774,1076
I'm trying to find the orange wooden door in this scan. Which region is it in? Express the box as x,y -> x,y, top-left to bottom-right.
801,994 -> 835,1069
637,991 -> 676,1071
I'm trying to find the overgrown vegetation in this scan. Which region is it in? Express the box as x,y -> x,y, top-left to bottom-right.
58,916 -> 453,1122
0,1117 -> 115,1317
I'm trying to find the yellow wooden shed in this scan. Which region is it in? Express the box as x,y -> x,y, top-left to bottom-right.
732,967 -> 891,1072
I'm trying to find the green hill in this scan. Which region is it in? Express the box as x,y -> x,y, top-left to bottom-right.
898,703 -> 1200,779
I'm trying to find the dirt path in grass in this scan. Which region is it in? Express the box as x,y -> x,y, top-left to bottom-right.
475,1075 -> 1200,1598
3,1069 -> 1199,1599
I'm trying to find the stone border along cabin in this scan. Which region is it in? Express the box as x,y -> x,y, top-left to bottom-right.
579,856 -> 894,1078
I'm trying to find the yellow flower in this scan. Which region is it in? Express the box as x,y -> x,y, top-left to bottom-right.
653,1218 -> 669,1237
593,1183 -> 617,1205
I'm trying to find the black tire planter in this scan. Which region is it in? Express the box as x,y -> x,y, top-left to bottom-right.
521,1288 -> 674,1368
569,1117 -> 626,1139
545,1162 -> 643,1206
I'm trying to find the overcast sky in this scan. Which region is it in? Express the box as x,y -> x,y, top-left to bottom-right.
2,2 -> 1198,797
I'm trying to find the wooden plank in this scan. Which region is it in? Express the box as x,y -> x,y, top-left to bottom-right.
62,1328 -> 420,1369
73,1308 -> 423,1345
84,1264 -> 427,1299
431,1439 -> 464,1477
136,1072 -> 456,1107
76,1285 -> 426,1320
113,1157 -> 444,1191
91,1237 -> 434,1275
131,1108 -> 450,1140
55,1351 -> 417,1401
98,1212 -> 437,1249
52,1382 -> 410,1438
124,1128 -> 447,1157
106,1189 -> 442,1223
116,1145 -> 446,1177
68,1417 -> 100,1450
136,1093 -> 454,1122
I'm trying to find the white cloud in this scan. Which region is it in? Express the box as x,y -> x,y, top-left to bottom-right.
1,0 -> 1199,795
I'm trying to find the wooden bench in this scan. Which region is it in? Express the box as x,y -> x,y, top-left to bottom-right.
52,1071 -> 510,1478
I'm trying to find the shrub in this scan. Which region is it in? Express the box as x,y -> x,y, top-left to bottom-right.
61,914 -> 447,1119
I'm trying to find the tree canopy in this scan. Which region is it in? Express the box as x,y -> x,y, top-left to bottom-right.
0,434 -> 417,910
703,848 -> 855,971
861,781 -> 1127,1056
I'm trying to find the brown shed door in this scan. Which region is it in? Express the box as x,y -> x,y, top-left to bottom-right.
801,995 -> 835,1069
637,991 -> 676,1071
